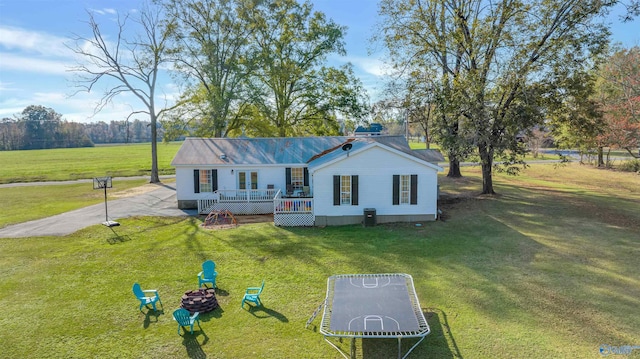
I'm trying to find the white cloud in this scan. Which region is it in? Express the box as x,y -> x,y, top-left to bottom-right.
0,52 -> 70,74
0,81 -> 15,92
0,26 -> 72,58
0,106 -> 25,119
89,8 -> 117,16
347,56 -> 392,77
329,54 -> 392,78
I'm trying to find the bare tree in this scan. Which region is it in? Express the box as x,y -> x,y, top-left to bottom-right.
69,3 -> 174,183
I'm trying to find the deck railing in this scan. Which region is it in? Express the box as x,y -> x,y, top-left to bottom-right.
274,197 -> 314,214
198,189 -> 315,226
273,191 -> 314,226
198,189 -> 277,214
218,188 -> 278,202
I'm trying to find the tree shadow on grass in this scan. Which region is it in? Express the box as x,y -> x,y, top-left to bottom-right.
360,308 -> 462,358
244,304 -> 288,322
423,308 -> 463,358
180,329 -> 210,359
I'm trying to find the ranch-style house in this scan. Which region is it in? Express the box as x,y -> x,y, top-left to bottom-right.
171,136 -> 444,226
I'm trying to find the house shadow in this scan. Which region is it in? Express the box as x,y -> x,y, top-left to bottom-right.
361,308 -> 461,358
180,330 -> 210,359
244,305 -> 288,322
141,308 -> 164,329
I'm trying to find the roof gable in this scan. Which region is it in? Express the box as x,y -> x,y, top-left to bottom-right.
307,140 -> 443,172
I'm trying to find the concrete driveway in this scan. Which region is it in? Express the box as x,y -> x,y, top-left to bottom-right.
0,183 -> 197,238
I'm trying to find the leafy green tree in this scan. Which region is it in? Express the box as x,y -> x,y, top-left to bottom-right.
376,1 -> 473,178
159,0 -> 254,138
378,0 -> 621,193
547,66 -> 606,165
596,46 -> 640,158
243,0 -> 367,137
20,105 -> 63,150
0,118 -> 24,150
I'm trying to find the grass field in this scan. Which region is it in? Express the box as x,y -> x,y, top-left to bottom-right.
0,142 -> 182,184
0,163 -> 638,358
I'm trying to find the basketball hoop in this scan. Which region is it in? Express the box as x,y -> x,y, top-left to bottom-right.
93,176 -> 112,189
93,176 -> 119,227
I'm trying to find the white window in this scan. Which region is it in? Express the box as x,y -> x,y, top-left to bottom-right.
291,167 -> 304,191
340,175 -> 351,205
400,175 -> 410,204
200,170 -> 213,192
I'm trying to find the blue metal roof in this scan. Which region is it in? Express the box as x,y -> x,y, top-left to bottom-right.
171,136 -> 443,167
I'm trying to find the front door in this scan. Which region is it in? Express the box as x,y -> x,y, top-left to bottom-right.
238,171 -> 258,190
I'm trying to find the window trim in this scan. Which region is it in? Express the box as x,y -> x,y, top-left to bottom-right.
333,175 -> 358,206
393,174 -> 417,205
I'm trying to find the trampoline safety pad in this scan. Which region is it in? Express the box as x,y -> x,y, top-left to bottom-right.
319,273 -> 430,359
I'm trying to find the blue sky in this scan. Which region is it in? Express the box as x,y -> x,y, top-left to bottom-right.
0,0 -> 638,124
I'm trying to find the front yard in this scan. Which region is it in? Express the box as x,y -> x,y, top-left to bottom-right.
0,163 -> 638,358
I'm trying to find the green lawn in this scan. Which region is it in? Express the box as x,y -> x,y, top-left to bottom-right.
1,164 -> 638,358
0,179 -> 152,228
0,142 -> 182,184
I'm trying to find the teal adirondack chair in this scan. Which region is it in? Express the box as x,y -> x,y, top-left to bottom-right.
241,280 -> 265,308
132,283 -> 162,311
198,260 -> 218,288
173,308 -> 201,335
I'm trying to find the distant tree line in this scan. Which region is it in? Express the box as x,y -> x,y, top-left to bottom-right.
84,119 -> 163,144
0,105 -> 162,151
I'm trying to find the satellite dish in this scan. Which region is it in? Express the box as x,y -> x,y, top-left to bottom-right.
341,143 -> 353,151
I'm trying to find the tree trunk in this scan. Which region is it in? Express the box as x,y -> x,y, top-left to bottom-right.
149,114 -> 160,183
479,143 -> 495,194
447,157 -> 462,178
597,146 -> 604,167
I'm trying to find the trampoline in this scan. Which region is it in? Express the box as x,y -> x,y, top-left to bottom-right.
319,273 -> 430,358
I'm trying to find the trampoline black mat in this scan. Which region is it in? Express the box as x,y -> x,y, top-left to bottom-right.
320,273 -> 429,338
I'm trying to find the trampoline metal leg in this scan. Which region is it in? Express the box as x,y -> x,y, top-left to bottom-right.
402,336 -> 427,359
323,336 -> 351,359
398,338 -> 402,359
351,338 -> 356,358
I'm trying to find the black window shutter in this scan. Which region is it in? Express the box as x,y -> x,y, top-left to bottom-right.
303,168 -> 309,186
194,169 -> 200,193
351,175 -> 358,205
285,168 -> 291,185
410,174 -> 418,205
212,169 -> 218,191
333,175 -> 340,205
392,175 -> 400,205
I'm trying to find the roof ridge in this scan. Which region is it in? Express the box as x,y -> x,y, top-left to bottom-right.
306,138 -> 356,163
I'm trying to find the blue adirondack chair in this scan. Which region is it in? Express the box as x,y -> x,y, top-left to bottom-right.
241,280 -> 265,308
173,308 -> 201,335
198,260 -> 218,288
132,283 -> 162,311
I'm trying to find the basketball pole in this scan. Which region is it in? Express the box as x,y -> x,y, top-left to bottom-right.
103,184 -> 109,223
94,176 -> 119,228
